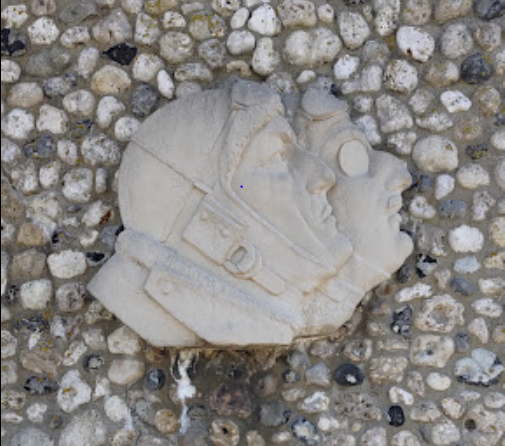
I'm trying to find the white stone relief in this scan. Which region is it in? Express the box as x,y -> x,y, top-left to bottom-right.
88,82 -> 413,347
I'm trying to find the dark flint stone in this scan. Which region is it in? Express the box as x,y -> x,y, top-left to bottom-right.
131,84 -> 160,118
1,28 -> 27,56
4,285 -> 19,305
14,315 -> 50,333
387,405 -> 405,426
145,368 -> 166,391
103,43 -> 138,65
208,382 -> 253,419
23,135 -> 55,159
455,332 -> 470,352
292,416 -> 319,445
474,0 -> 505,20
24,376 -> 59,395
70,119 -> 94,141
83,354 -> 105,371
396,263 -> 411,284
334,363 -> 365,386
461,53 -> 493,84
86,251 -> 107,266
439,199 -> 468,219
282,369 -> 300,383
450,277 -> 477,296
466,143 -> 488,160
259,400 -> 292,427
42,74 -> 77,97
416,254 -> 437,278
391,305 -> 413,335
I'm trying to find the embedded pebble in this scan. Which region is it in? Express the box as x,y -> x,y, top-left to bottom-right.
59,410 -> 107,446
2,109 -> 35,140
252,38 -> 280,76
108,359 -> 145,385
333,55 -> 360,81
248,5 -> 281,36
440,90 -> 471,113
47,250 -> 87,279
57,370 -> 92,413
440,23 -> 473,60
337,11 -> 370,50
461,53 -> 494,84
410,335 -> 455,368
454,348 -> 503,386
396,26 -> 435,62
384,60 -> 418,94
376,95 -> 413,133
412,136 -> 458,172
20,279 -> 52,310
92,8 -> 132,45
283,28 -> 341,68
448,225 -> 484,253
91,66 -> 132,95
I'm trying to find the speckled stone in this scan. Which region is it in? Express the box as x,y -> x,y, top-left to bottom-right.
461,53 -> 493,84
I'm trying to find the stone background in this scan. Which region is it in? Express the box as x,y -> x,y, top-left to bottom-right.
1,0 -> 504,445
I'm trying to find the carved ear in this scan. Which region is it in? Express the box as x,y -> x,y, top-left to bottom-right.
338,140 -> 370,177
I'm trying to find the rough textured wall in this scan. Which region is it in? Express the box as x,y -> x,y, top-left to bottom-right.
1,0 -> 504,445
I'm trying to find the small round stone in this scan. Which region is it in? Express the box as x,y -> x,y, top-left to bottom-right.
145,368 -> 166,391
28,17 -> 60,45
440,23 -> 473,60
47,250 -> 87,279
396,26 -> 435,62
449,225 -> 484,253
291,416 -> 319,445
387,405 -> 405,426
334,363 -> 365,386
461,53 -> 493,84
248,5 -> 281,36
131,84 -> 160,118
154,409 -> 178,434
10,428 -> 54,446
412,136 -> 458,172
91,65 -> 132,95
438,199 -> 467,219
209,419 -> 240,446
259,400 -> 292,427
1,109 -> 35,140
108,358 -> 145,385
337,11 -> 370,50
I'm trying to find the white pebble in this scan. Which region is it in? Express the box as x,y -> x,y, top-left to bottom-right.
77,47 -> 100,79
104,396 -> 129,423
491,129 -> 505,151
395,283 -> 433,302
39,160 -> 61,189
95,168 -> 109,194
296,70 -> 316,84
82,200 -> 113,227
440,90 -> 472,113
252,37 -> 280,76
440,23 -> 473,60
472,298 -> 503,318
355,115 -> 382,145
1,109 -> 35,140
338,11 -> 370,49
157,70 -> 175,99
7,82 -> 44,108
412,136 -> 458,172
135,12 -> 161,46
132,53 -> 164,82
60,26 -> 91,47
1,60 -> 21,83
162,11 -> 187,29
37,105 -> 68,134
284,28 -> 341,68
409,195 -> 436,219
28,17 -> 60,45
316,4 -> 334,24
227,30 -> 256,55
108,359 -> 145,385
333,55 -> 360,81
92,8 -> 132,46
26,403 -> 48,423
1,138 -> 20,164
425,372 -> 451,391
389,386 -> 415,406
341,64 -> 383,94
63,90 -> 96,116
384,59 -> 418,94
96,96 -> 126,129
1,5 -> 29,28
57,140 -> 79,165
62,168 -> 93,202
248,4 -> 281,36
387,131 -> 417,156
114,117 -> 141,142
48,250 -> 87,279
57,370 -> 92,413
448,225 -> 484,253
454,256 -> 481,274
91,65 -> 132,95
468,317 -> 489,343
434,174 -> 455,200
456,164 -> 490,189
107,326 -> 143,355
81,134 -> 120,166
396,26 -> 435,62
20,279 -> 53,310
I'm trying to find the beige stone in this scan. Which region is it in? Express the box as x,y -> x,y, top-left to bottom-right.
88,83 -> 413,347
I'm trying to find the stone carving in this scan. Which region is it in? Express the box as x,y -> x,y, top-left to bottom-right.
88,82 -> 413,347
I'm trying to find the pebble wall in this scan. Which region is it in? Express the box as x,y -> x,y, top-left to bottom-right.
1,0 -> 504,445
